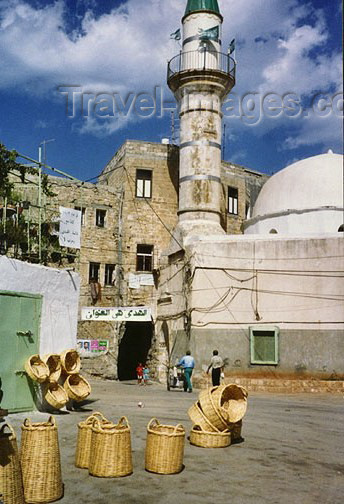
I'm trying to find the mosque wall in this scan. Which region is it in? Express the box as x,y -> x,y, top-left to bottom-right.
163,234 -> 344,378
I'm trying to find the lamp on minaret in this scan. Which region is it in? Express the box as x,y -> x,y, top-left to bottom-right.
167,0 -> 236,242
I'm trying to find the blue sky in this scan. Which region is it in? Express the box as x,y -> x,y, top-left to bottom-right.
0,0 -> 342,181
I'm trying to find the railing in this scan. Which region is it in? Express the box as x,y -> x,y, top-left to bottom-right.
167,49 -> 236,81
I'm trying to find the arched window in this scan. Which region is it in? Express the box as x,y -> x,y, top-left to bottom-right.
269,229 -> 278,234
338,225 -> 344,232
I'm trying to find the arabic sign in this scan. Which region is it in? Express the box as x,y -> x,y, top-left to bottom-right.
59,206 -> 81,249
77,339 -> 109,356
81,306 -> 152,322
128,273 -> 154,289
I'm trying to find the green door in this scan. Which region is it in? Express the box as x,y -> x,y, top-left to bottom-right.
0,290 -> 42,412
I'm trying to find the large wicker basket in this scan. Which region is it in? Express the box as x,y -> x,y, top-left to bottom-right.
212,384 -> 248,424
145,418 -> 185,475
24,355 -> 49,383
89,417 -> 132,478
188,401 -> 219,433
60,349 -> 81,375
0,423 -> 25,504
198,387 -> 228,431
190,424 -> 231,449
42,354 -> 61,383
20,416 -> 63,503
75,412 -> 110,469
64,374 -> 91,402
44,382 -> 68,410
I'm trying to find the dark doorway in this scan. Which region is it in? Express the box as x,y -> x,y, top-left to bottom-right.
117,322 -> 153,380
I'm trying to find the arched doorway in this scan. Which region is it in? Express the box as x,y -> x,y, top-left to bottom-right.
117,322 -> 153,380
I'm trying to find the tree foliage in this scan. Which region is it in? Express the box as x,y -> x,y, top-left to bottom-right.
0,142 -> 72,264
0,142 -> 56,200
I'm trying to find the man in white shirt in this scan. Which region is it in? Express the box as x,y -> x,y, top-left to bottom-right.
207,350 -> 224,386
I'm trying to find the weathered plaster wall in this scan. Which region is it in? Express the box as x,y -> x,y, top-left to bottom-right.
0,256 -> 80,354
157,234 -> 344,378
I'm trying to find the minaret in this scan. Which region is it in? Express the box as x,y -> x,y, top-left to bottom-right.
168,0 -> 235,241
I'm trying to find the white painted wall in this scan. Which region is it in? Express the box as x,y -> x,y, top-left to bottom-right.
245,209 -> 344,235
0,257 -> 80,354
185,234 -> 344,331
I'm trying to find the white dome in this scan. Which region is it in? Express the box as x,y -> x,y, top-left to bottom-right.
245,151 -> 344,235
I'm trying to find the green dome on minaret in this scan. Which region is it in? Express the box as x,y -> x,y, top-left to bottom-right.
184,0 -> 221,16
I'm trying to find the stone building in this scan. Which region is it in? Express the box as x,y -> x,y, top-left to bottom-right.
92,139 -> 267,379
6,136 -> 267,380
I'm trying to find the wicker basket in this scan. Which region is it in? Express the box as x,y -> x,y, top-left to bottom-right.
60,349 -> 81,375
145,418 -> 185,475
212,384 -> 248,424
42,354 -> 61,383
24,355 -> 49,383
188,401 -> 219,433
89,417 -> 133,478
0,423 -> 25,504
198,387 -> 229,431
190,424 -> 231,449
20,416 -> 63,503
44,382 -> 68,410
75,412 -> 110,469
64,374 -> 91,402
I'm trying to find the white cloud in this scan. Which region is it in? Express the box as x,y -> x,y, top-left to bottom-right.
0,0 -> 342,150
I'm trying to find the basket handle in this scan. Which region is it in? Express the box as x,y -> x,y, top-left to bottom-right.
118,416 -> 130,428
192,424 -> 203,433
23,418 -> 32,427
86,412 -> 106,424
48,415 -> 56,426
173,423 -> 184,434
91,418 -> 102,430
0,423 -> 16,438
147,418 -> 160,430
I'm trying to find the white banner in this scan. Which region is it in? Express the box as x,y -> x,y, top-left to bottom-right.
128,273 -> 154,289
81,306 -> 152,322
59,206 -> 81,249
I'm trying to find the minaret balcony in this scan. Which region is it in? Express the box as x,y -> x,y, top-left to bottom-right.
167,49 -> 236,95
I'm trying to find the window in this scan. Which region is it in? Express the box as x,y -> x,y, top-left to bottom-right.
89,262 -> 100,282
136,244 -> 153,271
338,225 -> 344,232
96,209 -> 106,228
228,187 -> 238,215
75,206 -> 86,226
269,229 -> 278,234
136,169 -> 152,198
250,327 -> 279,365
105,264 -> 116,286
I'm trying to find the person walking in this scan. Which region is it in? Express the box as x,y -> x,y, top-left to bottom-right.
136,363 -> 144,385
178,350 -> 195,393
207,350 -> 224,386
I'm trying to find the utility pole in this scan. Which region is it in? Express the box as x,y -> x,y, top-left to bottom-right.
38,147 -> 42,262
38,139 -> 55,262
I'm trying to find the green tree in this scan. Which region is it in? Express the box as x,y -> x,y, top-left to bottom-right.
0,142 -> 70,263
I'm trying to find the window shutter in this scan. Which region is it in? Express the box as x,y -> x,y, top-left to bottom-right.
250,327 -> 279,365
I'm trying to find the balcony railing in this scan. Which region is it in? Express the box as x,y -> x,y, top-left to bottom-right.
167,49 -> 236,81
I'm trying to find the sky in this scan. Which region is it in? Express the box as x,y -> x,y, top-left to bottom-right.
0,0 -> 342,181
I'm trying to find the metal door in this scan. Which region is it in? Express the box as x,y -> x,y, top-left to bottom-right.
0,290 -> 42,412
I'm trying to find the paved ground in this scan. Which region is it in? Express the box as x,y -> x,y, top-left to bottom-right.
5,379 -> 344,504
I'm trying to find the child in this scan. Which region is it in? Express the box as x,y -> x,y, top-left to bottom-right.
136,363 -> 144,385
143,366 -> 150,385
